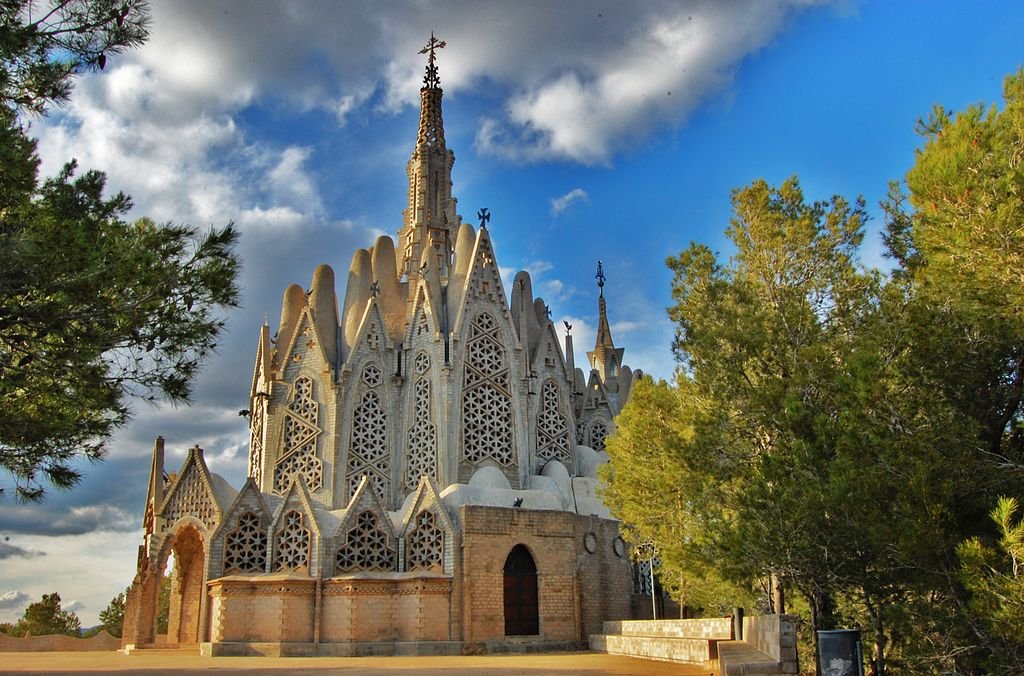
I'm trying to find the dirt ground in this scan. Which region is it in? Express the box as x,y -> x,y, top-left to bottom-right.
0,650 -> 715,675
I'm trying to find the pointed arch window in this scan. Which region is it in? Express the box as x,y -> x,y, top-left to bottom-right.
224,512 -> 267,574
273,377 -> 323,494
346,363 -> 391,503
335,511 -> 397,573
406,510 -> 444,572
536,379 -> 572,464
462,312 -> 513,465
274,510 -> 311,572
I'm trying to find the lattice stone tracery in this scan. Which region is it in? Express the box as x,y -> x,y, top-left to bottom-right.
161,463 -> 216,530
224,512 -> 267,573
274,510 -> 310,571
335,511 -> 397,572
589,419 -> 609,453
462,312 -> 513,465
347,388 -> 391,502
362,363 -> 382,387
273,377 -> 323,494
406,510 -> 444,571
405,377 -> 437,490
414,351 -> 430,375
537,379 -> 572,464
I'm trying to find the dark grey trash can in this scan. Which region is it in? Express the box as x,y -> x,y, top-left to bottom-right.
817,629 -> 864,676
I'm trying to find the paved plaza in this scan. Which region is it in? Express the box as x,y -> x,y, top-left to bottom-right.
0,651 -> 713,675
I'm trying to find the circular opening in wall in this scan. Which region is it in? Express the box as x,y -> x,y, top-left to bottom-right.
612,536 -> 627,558
584,532 -> 597,554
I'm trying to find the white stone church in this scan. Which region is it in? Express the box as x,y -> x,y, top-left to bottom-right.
122,38 -> 648,656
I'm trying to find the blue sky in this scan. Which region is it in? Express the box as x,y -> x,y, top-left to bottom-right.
2,0 -> 1022,625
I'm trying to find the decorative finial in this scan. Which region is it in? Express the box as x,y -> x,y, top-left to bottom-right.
369,280 -> 380,297
477,207 -> 490,228
419,32 -> 446,89
564,320 -> 572,334
595,260 -> 605,296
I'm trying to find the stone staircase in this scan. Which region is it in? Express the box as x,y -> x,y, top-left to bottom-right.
589,615 -> 798,674
589,618 -> 732,668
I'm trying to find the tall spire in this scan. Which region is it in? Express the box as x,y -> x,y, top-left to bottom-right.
594,261 -> 613,348
588,260 -> 625,391
399,33 -> 459,283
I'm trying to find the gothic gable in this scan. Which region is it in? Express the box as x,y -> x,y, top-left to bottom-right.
333,476 -> 398,574
403,283 -> 441,348
398,477 -> 456,574
216,479 -> 271,576
157,446 -> 224,534
450,228 -> 517,339
278,307 -> 332,378
269,480 -> 321,575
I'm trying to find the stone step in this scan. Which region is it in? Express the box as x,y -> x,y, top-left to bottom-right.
602,618 -> 733,640
717,640 -> 783,675
589,633 -> 719,666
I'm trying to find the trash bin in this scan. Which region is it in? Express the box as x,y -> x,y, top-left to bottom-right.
817,629 -> 864,676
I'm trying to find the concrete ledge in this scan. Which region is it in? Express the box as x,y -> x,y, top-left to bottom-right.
602,618 -> 732,639
718,640 -> 782,675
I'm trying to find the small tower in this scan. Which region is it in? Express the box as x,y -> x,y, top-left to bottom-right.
398,33 -> 460,282
587,261 -> 626,395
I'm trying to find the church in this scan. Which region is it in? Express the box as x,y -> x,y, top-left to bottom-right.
121,37 -> 647,656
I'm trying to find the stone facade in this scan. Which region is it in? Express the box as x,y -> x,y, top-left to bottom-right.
122,38 -> 644,656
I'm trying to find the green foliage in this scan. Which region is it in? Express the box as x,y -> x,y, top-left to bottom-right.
0,2 -> 227,501
12,592 -> 81,636
957,497 -> 1024,672
98,588 -> 125,638
0,125 -> 241,500
156,572 -> 169,634
606,175 -> 1004,674
0,0 -> 150,116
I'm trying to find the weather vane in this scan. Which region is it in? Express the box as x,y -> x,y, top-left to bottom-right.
595,260 -> 605,294
419,32 -> 446,89
477,207 -> 490,228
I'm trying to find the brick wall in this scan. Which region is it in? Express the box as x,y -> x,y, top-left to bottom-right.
208,575 -> 451,644
461,505 -> 634,643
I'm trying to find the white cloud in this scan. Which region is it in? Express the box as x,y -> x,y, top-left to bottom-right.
0,591 -> 30,610
63,600 -> 85,614
473,1 -> 830,164
0,532 -> 141,625
550,188 -> 588,216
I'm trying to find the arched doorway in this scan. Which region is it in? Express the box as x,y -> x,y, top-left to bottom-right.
503,544 -> 539,636
160,525 -> 206,645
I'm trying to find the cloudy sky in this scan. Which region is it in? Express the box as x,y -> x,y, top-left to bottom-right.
2,0 -> 1022,626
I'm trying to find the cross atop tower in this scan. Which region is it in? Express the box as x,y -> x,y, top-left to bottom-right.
595,260 -> 606,296
419,32 -> 446,89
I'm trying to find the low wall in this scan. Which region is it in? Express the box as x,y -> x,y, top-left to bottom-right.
743,614 -> 798,669
0,630 -> 120,652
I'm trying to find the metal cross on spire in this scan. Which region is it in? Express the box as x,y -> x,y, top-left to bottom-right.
419,32 -> 446,89
595,260 -> 606,296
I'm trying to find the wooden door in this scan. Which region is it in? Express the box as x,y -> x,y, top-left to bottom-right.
503,544 -> 539,635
